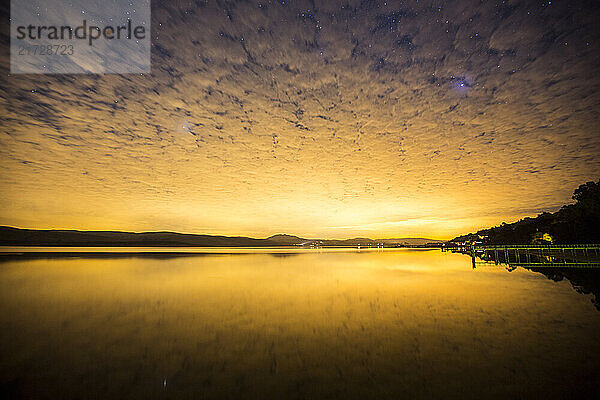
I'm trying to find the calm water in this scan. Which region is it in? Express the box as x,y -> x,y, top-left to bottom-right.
0,249 -> 598,399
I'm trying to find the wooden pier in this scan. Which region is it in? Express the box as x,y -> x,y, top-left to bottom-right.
443,244 -> 600,268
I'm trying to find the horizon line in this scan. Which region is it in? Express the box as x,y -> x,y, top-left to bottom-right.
0,225 -> 450,242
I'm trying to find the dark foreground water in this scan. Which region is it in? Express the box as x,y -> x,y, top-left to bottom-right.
0,248 -> 598,399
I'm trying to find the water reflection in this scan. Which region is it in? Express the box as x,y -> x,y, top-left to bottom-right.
0,249 -> 598,399
466,246 -> 600,310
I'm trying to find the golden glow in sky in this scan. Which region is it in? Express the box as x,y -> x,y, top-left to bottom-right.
1,1 -> 599,239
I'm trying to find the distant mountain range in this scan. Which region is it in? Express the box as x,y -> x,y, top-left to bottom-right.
0,227 -> 444,247
266,234 -> 444,247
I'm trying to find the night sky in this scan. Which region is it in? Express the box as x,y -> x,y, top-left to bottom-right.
1,0 -> 599,238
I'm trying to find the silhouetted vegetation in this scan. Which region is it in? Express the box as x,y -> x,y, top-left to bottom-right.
452,179 -> 600,244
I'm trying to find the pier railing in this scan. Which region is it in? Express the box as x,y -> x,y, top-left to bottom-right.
443,244 -> 600,268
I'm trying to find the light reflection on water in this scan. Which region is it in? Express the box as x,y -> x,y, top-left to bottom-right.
0,249 -> 598,399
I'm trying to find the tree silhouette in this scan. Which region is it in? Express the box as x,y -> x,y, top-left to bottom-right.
452,179 -> 600,244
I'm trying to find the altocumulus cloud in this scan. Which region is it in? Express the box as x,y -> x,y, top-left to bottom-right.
0,0 -> 599,238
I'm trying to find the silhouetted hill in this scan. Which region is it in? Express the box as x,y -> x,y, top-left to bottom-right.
267,234 -> 444,247
451,179 -> 600,244
0,227 -> 444,247
0,227 -> 281,247
267,234 -> 308,244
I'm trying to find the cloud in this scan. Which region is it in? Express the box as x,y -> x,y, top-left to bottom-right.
1,0 -> 599,238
